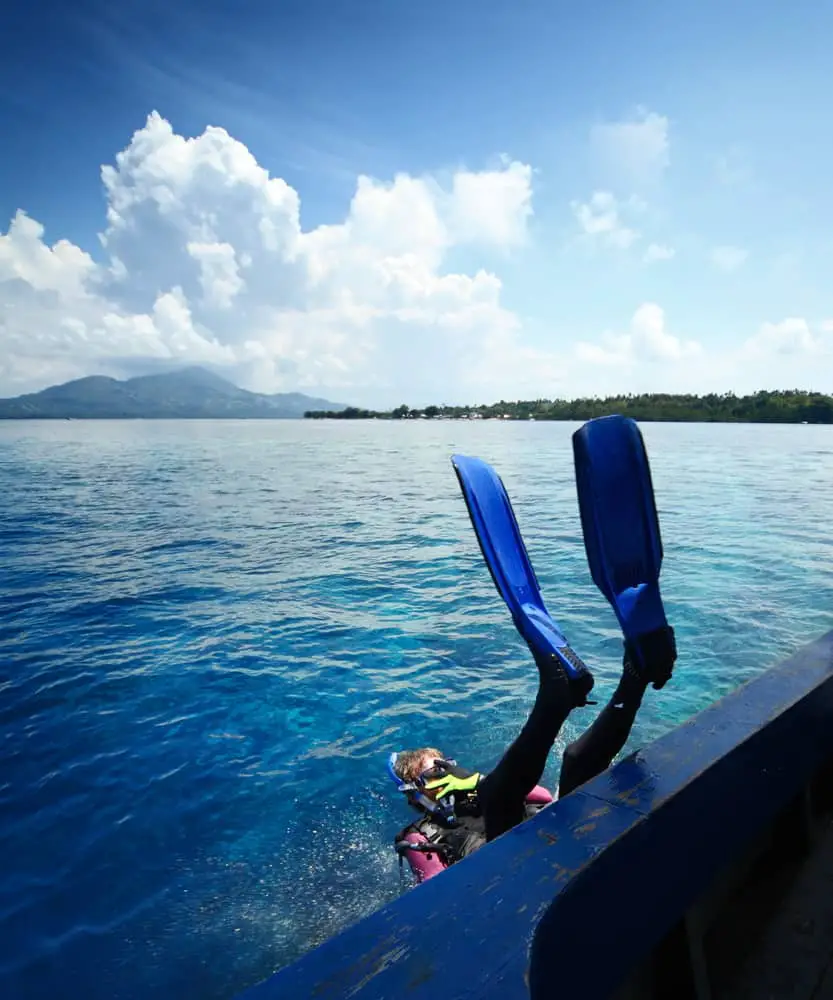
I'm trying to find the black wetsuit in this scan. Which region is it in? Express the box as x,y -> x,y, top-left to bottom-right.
396,643 -> 668,867
396,782 -> 547,866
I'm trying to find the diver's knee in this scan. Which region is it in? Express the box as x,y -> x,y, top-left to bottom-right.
561,742 -> 580,772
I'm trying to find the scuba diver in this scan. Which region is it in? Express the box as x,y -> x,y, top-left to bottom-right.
388,415 -> 678,878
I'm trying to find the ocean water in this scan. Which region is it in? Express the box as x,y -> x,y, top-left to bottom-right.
1,418 -> 832,999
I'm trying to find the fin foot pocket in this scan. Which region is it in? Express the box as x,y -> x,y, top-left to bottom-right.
534,643 -> 595,708
624,624 -> 677,690
558,645 -> 595,706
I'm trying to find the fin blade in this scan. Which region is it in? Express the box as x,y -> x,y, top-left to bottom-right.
451,454 -> 544,612
572,415 -> 668,640
451,454 -> 587,680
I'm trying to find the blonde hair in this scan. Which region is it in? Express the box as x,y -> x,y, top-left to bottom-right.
394,748 -> 443,783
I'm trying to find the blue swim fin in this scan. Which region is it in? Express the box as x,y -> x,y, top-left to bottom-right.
572,415 -> 676,687
451,454 -> 593,701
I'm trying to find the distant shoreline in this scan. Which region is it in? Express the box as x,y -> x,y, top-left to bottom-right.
1,390 -> 831,424
304,390 -> 833,425
0,414 -> 304,421
0,415 -> 826,423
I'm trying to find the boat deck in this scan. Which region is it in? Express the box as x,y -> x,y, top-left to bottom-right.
714,818 -> 833,1000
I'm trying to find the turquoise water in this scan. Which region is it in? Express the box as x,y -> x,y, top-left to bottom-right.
2,419 -> 832,999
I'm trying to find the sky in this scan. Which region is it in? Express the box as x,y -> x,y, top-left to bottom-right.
1,0 -> 832,407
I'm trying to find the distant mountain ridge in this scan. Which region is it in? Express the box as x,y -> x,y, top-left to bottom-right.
0,367 -> 347,419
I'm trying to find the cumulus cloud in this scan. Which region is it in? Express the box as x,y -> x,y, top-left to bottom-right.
575,303 -> 701,367
711,245 -> 748,272
571,191 -> 640,249
0,212 -> 95,296
0,112 -> 536,402
742,318 -> 831,359
572,309 -> 832,395
722,318 -> 833,392
643,243 -> 675,263
571,307 -> 818,396
448,160 -> 533,247
3,112 -> 829,405
590,108 -> 670,185
186,241 -> 245,309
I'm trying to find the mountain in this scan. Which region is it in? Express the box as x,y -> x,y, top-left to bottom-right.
0,367 -> 347,419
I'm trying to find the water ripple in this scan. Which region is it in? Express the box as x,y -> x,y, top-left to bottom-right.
0,419 -> 832,998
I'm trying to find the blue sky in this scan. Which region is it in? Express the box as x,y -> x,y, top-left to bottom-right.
1,0 -> 832,405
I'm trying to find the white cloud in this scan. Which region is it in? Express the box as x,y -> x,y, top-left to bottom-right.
571,191 -> 640,249
570,308 -> 833,396
0,112 -> 537,402
186,241 -> 244,309
3,112 -> 829,406
449,160 -> 533,247
742,318 -> 830,359
575,303 -> 702,366
644,243 -> 675,263
0,211 -> 94,296
723,318 -> 833,392
590,107 -> 670,185
573,310 -> 832,396
711,245 -> 748,272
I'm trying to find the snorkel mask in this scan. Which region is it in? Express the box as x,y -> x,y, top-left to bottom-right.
387,753 -> 481,825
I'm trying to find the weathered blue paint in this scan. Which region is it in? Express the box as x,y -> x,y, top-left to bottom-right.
237,630 -> 833,1000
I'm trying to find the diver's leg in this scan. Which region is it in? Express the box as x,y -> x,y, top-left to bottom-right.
478,660 -> 581,841
557,651 -> 649,798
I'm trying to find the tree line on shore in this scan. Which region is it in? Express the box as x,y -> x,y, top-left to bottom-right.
305,389 -> 833,424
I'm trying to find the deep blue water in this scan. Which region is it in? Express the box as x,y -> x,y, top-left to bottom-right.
2,419 -> 832,999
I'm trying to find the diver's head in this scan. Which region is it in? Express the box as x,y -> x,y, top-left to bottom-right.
392,747 -> 445,792
392,748 -> 480,805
